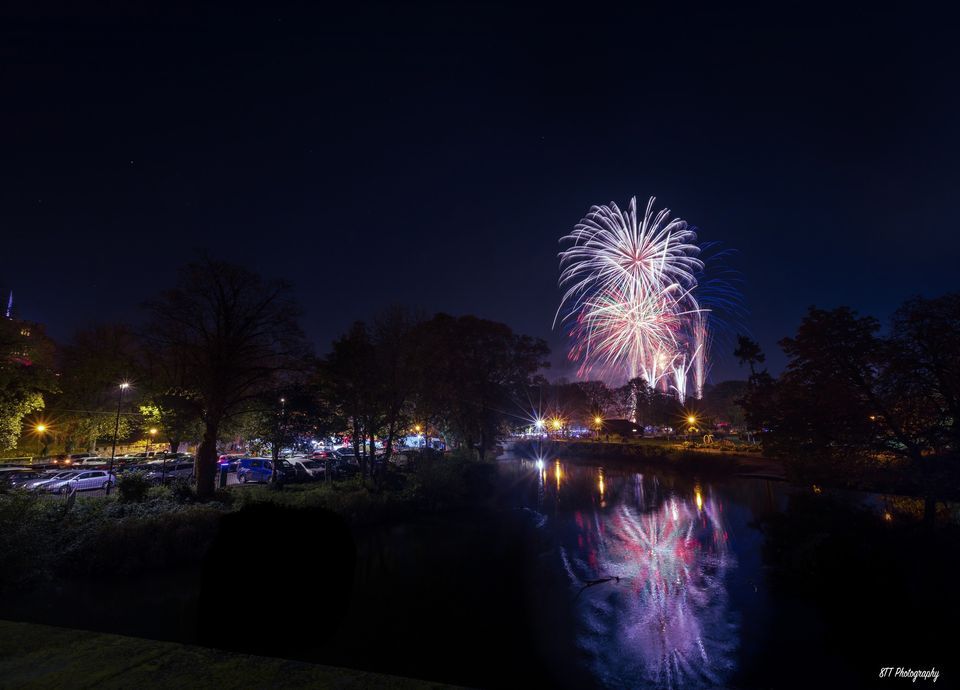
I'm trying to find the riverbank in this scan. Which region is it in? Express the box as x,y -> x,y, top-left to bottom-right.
511,438 -> 960,521
0,465 -> 559,689
0,456 -> 497,592
512,438 -> 787,480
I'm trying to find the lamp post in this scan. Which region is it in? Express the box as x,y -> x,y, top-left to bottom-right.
272,397 -> 286,484
35,424 -> 47,461
106,382 -> 130,495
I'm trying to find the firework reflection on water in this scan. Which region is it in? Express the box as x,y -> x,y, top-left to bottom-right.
555,470 -> 737,689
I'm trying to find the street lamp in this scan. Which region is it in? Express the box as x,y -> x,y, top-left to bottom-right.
35,423 -> 47,461
272,396 -> 287,483
106,382 -> 130,495
148,427 -> 158,453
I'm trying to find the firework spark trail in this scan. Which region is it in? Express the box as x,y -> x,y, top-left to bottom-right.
691,315 -> 709,401
557,195 -> 719,392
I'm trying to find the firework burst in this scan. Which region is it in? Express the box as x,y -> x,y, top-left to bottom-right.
557,196 -> 739,396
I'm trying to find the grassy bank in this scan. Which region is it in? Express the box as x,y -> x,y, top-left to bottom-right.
0,619 -> 454,689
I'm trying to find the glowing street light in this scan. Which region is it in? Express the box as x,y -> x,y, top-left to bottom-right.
147,427 -> 158,453
34,423 -> 48,460
107,382 -> 131,494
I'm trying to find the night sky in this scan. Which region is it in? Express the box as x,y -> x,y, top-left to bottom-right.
3,4 -> 958,382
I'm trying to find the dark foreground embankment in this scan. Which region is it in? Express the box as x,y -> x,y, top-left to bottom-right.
0,620 -> 455,689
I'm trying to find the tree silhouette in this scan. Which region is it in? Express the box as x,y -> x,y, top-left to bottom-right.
733,335 -> 765,376
145,257 -> 309,498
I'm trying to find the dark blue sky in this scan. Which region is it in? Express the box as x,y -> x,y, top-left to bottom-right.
3,3 -> 958,382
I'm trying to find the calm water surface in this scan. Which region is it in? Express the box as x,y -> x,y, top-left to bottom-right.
494,457 -> 788,689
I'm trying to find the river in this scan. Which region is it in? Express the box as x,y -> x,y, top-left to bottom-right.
3,453 -> 953,688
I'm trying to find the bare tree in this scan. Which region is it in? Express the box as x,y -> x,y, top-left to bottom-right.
145,257 -> 309,498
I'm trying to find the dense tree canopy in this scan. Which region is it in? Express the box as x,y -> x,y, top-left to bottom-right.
738,295 -> 960,517
49,324 -> 142,453
413,314 -> 550,459
0,319 -> 56,452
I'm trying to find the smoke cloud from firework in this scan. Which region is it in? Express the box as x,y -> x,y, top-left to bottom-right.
556,196 -> 735,400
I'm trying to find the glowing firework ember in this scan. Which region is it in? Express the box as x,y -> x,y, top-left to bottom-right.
556,196 -> 738,398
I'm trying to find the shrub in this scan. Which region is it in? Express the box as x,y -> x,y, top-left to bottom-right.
146,485 -> 173,502
169,479 -> 196,503
117,472 -> 151,503
56,504 -> 225,576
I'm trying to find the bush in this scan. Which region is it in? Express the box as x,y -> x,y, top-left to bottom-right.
169,479 -> 196,503
146,485 -> 173,502
117,472 -> 151,503
56,503 -> 225,576
0,491 -> 60,587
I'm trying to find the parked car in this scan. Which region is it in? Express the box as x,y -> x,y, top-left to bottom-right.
0,467 -> 45,488
285,458 -> 324,480
142,460 -> 194,484
217,454 -> 245,472
47,470 -> 117,494
325,451 -> 360,479
236,458 -> 284,484
22,470 -> 80,491
93,455 -> 135,469
113,463 -> 145,474
63,453 -> 101,464
125,451 -> 165,461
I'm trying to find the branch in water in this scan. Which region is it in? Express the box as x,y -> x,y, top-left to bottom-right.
575,575 -> 620,601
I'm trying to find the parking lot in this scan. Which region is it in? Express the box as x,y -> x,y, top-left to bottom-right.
0,449 -> 403,498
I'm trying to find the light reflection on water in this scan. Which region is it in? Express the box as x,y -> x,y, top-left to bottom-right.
527,459 -> 738,689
